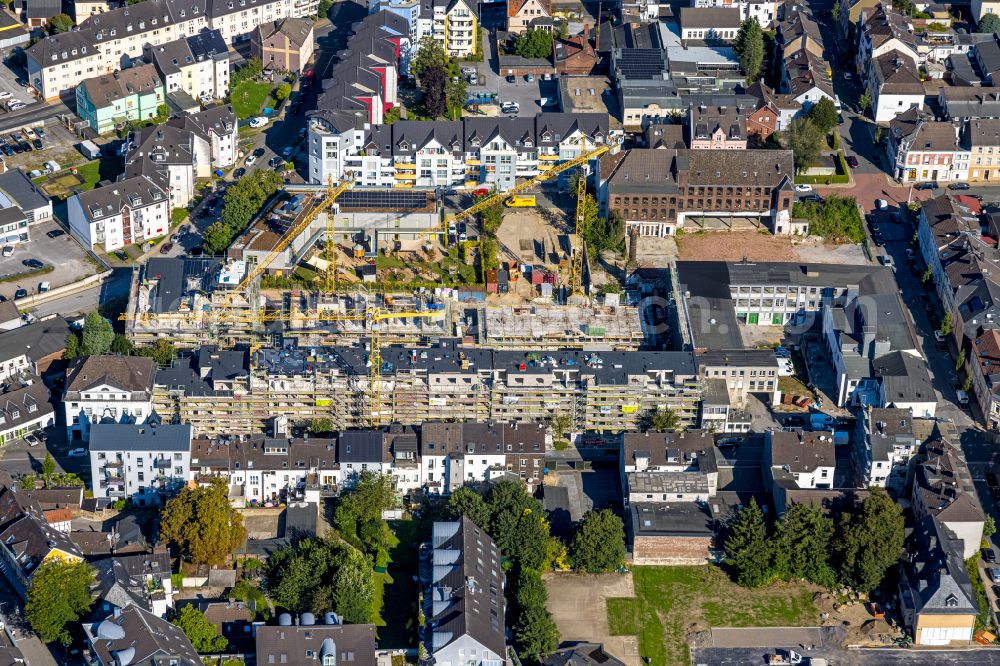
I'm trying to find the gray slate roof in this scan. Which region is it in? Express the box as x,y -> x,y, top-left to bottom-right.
89,423 -> 193,452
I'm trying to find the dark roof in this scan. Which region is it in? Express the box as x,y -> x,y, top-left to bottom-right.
901,516 -> 978,615
914,438 -> 985,524
89,423 -> 193,452
768,430 -> 835,473
141,257 -> 226,314
874,351 -> 935,404
544,643 -> 627,666
255,622 -> 377,666
428,517 -> 506,657
0,169 -> 50,212
25,486 -> 83,510
630,502 -> 714,536
680,6 -> 741,29
621,431 -> 719,473
338,430 -> 389,463
0,316 -> 69,365
64,355 -> 157,395
74,175 -> 167,223
0,380 -> 53,433
86,605 -> 200,666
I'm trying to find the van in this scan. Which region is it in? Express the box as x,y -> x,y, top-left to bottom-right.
957,389 -> 969,407
505,195 -> 536,207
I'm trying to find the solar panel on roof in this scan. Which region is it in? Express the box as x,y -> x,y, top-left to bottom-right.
337,189 -> 429,210
618,49 -> 667,79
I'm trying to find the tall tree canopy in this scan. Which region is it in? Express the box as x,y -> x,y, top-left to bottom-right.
734,18 -> 764,83
835,488 -> 905,592
724,498 -> 773,588
568,509 -> 626,573
81,312 -> 114,356
26,560 -> 95,644
160,479 -> 246,566
172,605 -> 228,653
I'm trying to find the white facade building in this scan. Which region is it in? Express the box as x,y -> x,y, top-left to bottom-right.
146,29 -> 230,101
63,356 -> 156,441
89,423 -> 193,506
66,175 -> 170,251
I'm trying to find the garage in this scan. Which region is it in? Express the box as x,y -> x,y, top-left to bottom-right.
917,625 -> 973,645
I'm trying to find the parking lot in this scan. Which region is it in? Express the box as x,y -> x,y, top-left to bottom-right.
0,47 -> 35,109
0,118 -> 95,175
465,30 -> 561,114
0,217 -> 100,300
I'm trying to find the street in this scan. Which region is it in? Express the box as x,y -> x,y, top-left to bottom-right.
26,267 -> 131,321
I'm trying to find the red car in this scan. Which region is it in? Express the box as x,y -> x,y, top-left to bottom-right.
846,155 -> 859,169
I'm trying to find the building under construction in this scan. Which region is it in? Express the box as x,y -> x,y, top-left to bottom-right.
477,302 -> 646,349
152,340 -> 705,436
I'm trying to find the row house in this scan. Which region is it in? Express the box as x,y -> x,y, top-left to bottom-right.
620,431 -> 720,502
26,0 -> 310,101
687,103 -> 748,150
508,0 -> 551,34
679,7 -> 741,42
0,316 -> 70,383
89,423 -> 193,506
75,64 -> 165,136
420,422 -> 547,494
887,109 -> 967,184
250,17 -> 315,72
308,112 -> 617,190
855,4 -> 918,78
966,118 -> 1000,184
0,379 -> 55,446
145,28 -> 230,102
970,329 -> 1000,430
153,341 -> 702,435
63,355 -> 157,441
867,51 -> 924,124
775,8 -> 840,115
765,430 -> 836,491
912,438 -> 985,560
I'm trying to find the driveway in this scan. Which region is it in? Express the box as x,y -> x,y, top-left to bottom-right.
0,217 -> 98,300
545,573 -> 640,666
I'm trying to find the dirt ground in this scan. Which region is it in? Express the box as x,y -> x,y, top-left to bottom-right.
497,208 -> 570,270
813,591 -> 905,647
676,231 -> 869,265
546,573 -> 641,666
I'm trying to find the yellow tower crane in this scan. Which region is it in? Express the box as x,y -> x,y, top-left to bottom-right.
570,148 -> 589,296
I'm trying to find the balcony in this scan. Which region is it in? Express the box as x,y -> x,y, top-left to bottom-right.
538,153 -> 560,161
394,182 -> 415,188
395,172 -> 417,180
394,161 -> 416,170
465,159 -> 481,166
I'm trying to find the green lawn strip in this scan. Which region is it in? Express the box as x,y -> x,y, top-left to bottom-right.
608,566 -> 819,666
379,519 -> 421,649
232,82 -> 275,119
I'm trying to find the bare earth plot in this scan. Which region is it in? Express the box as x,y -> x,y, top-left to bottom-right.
676,231 -> 868,265
545,573 -> 641,666
604,566 -> 821,666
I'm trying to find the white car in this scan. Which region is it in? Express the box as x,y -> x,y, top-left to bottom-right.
0,92 -> 10,100
244,154 -> 257,166
777,358 -> 795,377
1,246 -> 13,257
249,116 -> 269,128
795,184 -> 813,193
460,66 -> 477,76
875,198 -> 888,210
67,448 -> 87,458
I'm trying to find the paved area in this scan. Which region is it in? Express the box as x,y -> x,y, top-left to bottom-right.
0,118 -> 90,174
0,217 -> 99,300
545,573 -> 640,666
711,627 -> 825,648
27,266 -> 129,320
693,647 -> 1000,665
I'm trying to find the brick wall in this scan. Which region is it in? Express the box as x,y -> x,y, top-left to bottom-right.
633,535 -> 711,565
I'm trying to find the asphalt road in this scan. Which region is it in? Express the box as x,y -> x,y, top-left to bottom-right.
26,267 -> 131,321
0,93 -> 74,135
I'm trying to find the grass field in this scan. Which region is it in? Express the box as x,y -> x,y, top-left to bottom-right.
232,82 -> 275,119
607,566 -> 819,666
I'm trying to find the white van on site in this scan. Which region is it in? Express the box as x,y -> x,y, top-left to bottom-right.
956,389 -> 969,407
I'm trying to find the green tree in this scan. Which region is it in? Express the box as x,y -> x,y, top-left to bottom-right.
19,474 -> 36,490
383,106 -> 401,124
309,418 -> 334,435
835,488 -> 905,592
479,237 -> 499,275
940,312 -> 952,336
231,58 -> 263,87
411,37 -> 450,78
448,486 -> 491,529
514,606 -> 560,661
641,407 -> 680,432
160,479 -> 247,566
110,334 -> 134,356
47,14 -> 74,34
858,91 -> 872,114
275,83 -> 292,102
330,548 -> 378,624
771,504 -> 837,587
808,98 -> 839,136
81,311 -> 114,356
986,515 -> 997,539
172,605 -> 228,653
475,189 -> 504,235
550,413 -> 573,438
734,18 -> 764,83
579,193 -> 624,256
486,479 -> 544,556
203,221 -> 233,255
420,65 -> 448,118
26,560 -> 95,644
508,508 -> 553,571
568,509 -> 626,573
137,339 -> 177,365
979,13 -> 1000,33
316,0 -> 334,17
724,498 -> 774,588
922,266 -> 933,284
515,568 -> 548,611
333,471 -> 398,555
42,452 -> 55,484
783,117 -> 823,173
956,349 -> 966,372
63,333 -> 81,360
514,28 -> 553,59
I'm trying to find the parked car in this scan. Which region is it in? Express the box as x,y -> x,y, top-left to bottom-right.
2,246 -> 13,257
21,259 -> 43,269
281,146 -> 294,158
915,182 -> 938,190
13,289 -> 26,299
23,432 -> 40,447
160,242 -> 174,254
67,448 -> 87,458
846,155 -> 859,168
525,74 -> 535,82
249,116 -> 269,128
31,138 -> 42,150
253,147 -> 265,158
0,92 -> 10,100
948,182 -> 971,190
872,233 -> 884,247
800,194 -> 824,203
0,143 -> 11,157
234,167 -> 246,179
989,568 -> 1000,583
468,73 -> 479,85
46,229 -> 64,239
875,198 -> 888,210
38,281 -> 49,293
114,250 -> 129,261
34,127 -> 45,140
795,184 -> 813,193
985,548 -> 997,564
244,154 -> 257,166
506,74 -> 516,83
460,66 -> 477,76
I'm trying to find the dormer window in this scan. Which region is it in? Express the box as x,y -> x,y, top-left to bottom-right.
180,9 -> 185,16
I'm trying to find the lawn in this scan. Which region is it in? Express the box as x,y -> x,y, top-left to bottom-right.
379,519 -> 422,649
33,158 -> 120,198
231,81 -> 275,120
607,566 -> 819,666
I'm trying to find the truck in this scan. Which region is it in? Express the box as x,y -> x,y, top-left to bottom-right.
766,650 -> 827,665
504,195 -> 536,207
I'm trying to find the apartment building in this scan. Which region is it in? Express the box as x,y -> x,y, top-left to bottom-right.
86,605 -> 201,666
417,0 -> 478,58
912,438 -> 985,560
867,51 -> 924,123
765,430 -> 836,490
692,0 -> 780,27
26,0 -> 310,101
680,7 -> 741,42
0,317 -> 70,382
256,619 -> 376,666
966,119 -> 1000,183
422,518 -> 506,666
597,148 -> 798,237
854,407 -> 920,490
0,379 -> 54,446
152,341 -> 702,435
970,329 -> 1000,430
508,0 -> 551,34
63,355 -> 157,441
696,349 -> 779,407
67,175 -> 170,251
308,112 -> 616,190
856,4 -> 919,79
420,422 -> 547,494
145,28 -> 230,102
75,64 -> 166,135
687,103 -> 748,150
250,17 -> 314,72
888,111 -> 967,184
89,423 -> 193,506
